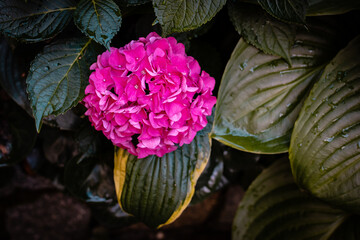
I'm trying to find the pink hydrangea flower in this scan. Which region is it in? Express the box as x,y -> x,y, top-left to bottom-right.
82,32 -> 216,158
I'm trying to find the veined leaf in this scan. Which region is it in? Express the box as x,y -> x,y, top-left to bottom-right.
212,22 -> 339,154
113,117 -> 213,228
74,0 -> 121,48
233,159 -> 348,240
152,0 -> 226,36
228,2 -> 296,65
26,38 -> 97,132
290,35 -> 360,212
0,0 -> 75,42
257,0 -> 308,24
307,0 -> 360,16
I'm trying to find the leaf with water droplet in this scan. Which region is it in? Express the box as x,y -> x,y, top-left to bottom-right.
74,0 -> 121,48
233,159 -> 347,240
212,20 -> 340,154
228,1 -> 296,65
26,38 -> 99,132
290,35 -> 360,212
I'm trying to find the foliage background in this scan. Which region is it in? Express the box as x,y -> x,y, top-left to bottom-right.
0,0 -> 360,239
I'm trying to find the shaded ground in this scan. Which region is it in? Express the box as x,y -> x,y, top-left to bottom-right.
0,165 -> 243,240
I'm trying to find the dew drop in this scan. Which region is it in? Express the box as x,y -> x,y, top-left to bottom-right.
118,65 -> 122,68
324,137 -> 334,143
297,143 -> 302,148
43,66 -> 50,71
103,79 -> 106,82
134,84 -> 138,89
341,146 -> 346,150
136,57 -> 139,61
279,113 -> 284,118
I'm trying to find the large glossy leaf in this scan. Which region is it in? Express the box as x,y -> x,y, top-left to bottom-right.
290,35 -> 360,212
74,0 -> 121,48
307,0 -> 360,16
228,2 -> 296,65
0,0 -> 74,42
26,38 -> 97,132
113,117 -> 212,228
152,0 -> 226,36
212,22 -> 338,154
233,159 -> 348,240
257,0 -> 308,24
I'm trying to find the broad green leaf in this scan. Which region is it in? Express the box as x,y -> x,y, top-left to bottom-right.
114,117 -> 212,228
228,2 -> 296,65
233,159 -> 348,240
74,0 -> 121,48
290,35 -> 360,212
307,0 -> 360,16
257,0 -> 308,24
212,22 -> 339,154
0,0 -> 75,42
26,38 -> 96,132
152,0 -> 226,36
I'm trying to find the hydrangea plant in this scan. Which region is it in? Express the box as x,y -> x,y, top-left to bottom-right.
1,0 -> 360,238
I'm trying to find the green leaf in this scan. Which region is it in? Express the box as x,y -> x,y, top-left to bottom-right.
290,35 -> 360,212
212,22 -> 339,154
26,38 -> 96,132
0,0 -> 75,42
257,0 -> 308,24
0,38 -> 31,114
228,2 -> 296,65
152,0 -> 226,36
233,159 -> 348,240
307,0 -> 360,16
74,0 -> 121,48
113,117 -> 213,228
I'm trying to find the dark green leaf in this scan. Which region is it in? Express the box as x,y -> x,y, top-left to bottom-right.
307,0 -> 360,16
228,2 -> 296,65
114,116 -> 213,228
0,38 -> 32,114
290,35 -> 360,212
233,159 -> 347,240
74,0 -> 121,48
0,0 -> 75,42
257,0 -> 308,24
212,22 -> 339,154
152,0 -> 226,36
26,38 -> 97,132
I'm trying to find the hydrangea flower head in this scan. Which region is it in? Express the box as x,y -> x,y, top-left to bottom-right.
83,32 -> 216,158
